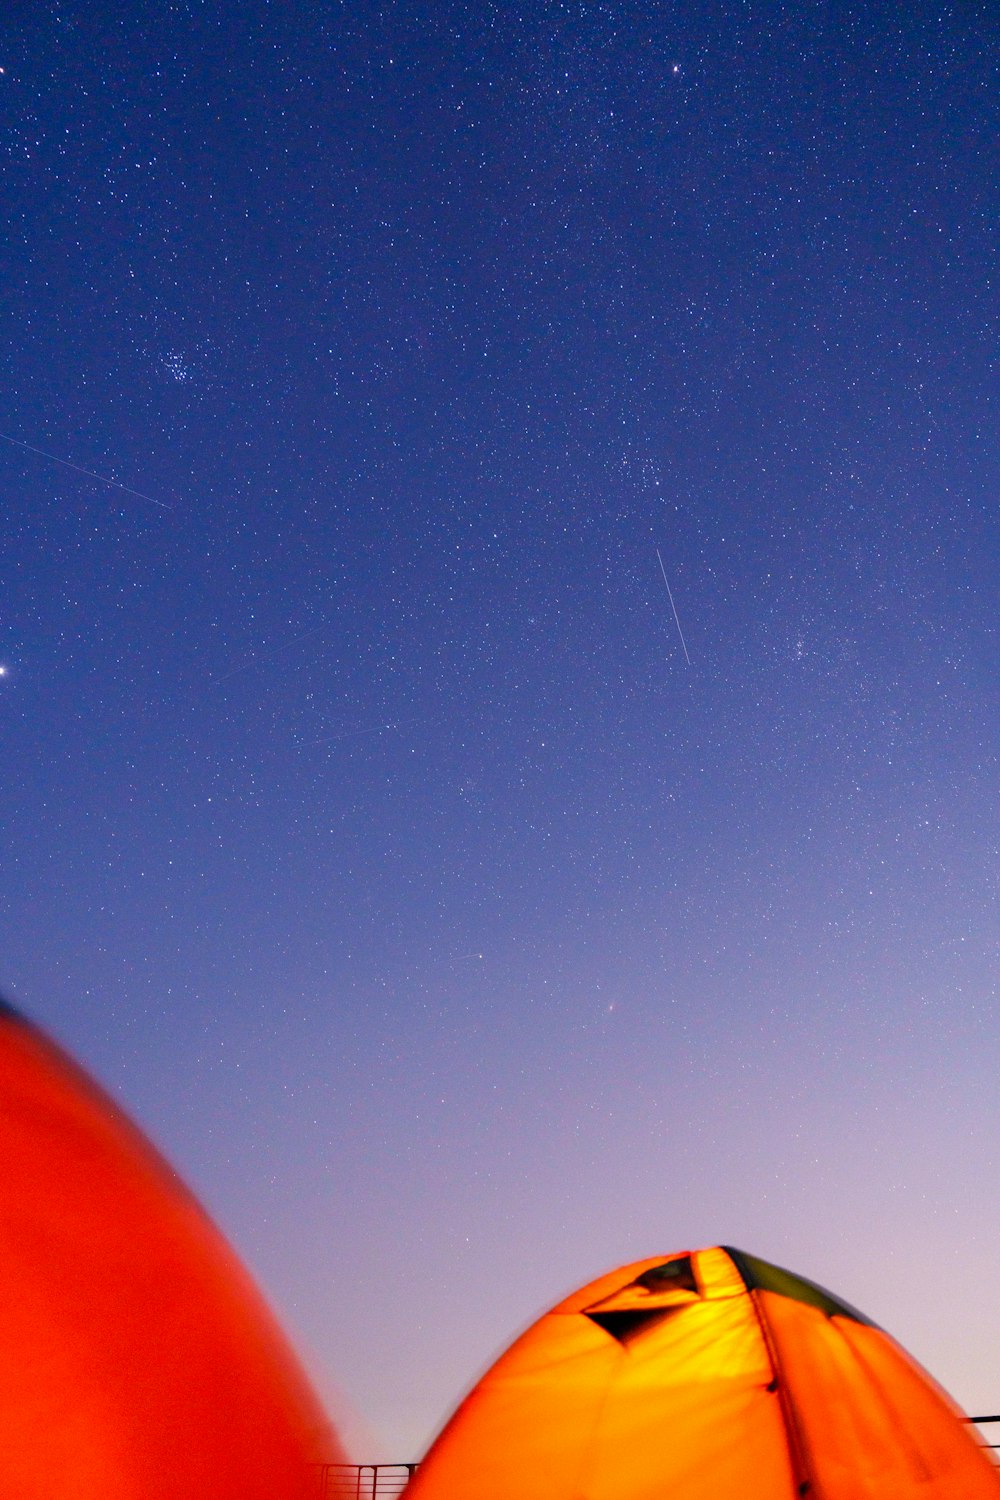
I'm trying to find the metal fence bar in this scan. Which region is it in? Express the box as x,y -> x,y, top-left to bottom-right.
313,1463 -> 419,1499
971,1416 -> 1000,1452
318,1423 -> 1000,1489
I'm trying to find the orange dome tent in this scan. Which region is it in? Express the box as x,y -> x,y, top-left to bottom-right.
0,1000 -> 342,1499
407,1245 -> 1000,1500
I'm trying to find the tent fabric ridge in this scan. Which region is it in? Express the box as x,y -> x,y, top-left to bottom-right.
721,1246 -> 877,1327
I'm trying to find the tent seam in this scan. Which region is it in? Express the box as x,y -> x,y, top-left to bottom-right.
745,1280 -> 814,1499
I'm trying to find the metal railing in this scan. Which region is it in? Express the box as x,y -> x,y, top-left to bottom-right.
314,1464 -> 418,1499
971,1415 -> 1000,1450
318,1415 -> 1000,1492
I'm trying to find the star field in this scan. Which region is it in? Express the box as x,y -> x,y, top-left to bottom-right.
3,0 -> 1000,1458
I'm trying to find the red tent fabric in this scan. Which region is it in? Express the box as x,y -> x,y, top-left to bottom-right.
0,1001 -> 341,1498
408,1245 -> 1000,1500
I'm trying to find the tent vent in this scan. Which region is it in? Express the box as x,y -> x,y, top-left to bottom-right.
629,1256 -> 698,1295
584,1308 -> 678,1345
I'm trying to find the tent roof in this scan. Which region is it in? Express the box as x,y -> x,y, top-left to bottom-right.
408,1245 -> 1000,1500
0,1001 -> 340,1499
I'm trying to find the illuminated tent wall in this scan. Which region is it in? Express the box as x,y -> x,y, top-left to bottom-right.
0,1000 -> 341,1499
408,1245 -> 1000,1500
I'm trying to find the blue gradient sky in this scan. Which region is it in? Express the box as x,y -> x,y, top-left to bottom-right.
3,0 -> 1000,1458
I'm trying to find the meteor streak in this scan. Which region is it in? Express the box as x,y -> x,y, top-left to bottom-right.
0,432 -> 172,509
656,547 -> 692,667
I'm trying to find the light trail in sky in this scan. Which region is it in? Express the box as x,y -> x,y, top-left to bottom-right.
0,432 -> 172,509
656,546 -> 692,667
212,622 -> 329,682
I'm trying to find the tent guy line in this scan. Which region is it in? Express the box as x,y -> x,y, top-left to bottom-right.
0,432 -> 173,509
655,547 -> 692,666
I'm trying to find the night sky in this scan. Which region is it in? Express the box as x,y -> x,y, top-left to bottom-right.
4,0 -> 1000,1460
